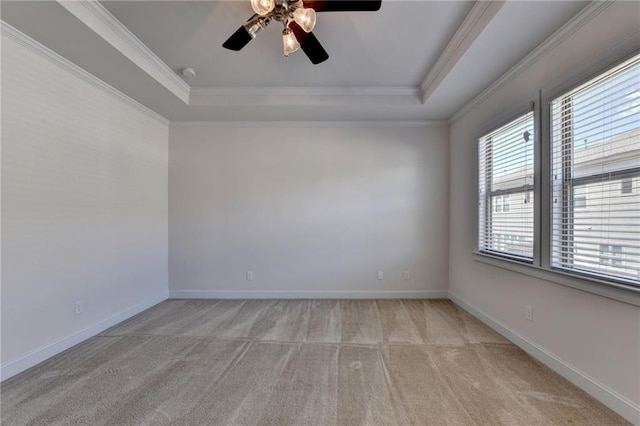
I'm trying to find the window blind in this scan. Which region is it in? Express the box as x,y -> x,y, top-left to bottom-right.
478,111 -> 534,261
551,54 -> 640,286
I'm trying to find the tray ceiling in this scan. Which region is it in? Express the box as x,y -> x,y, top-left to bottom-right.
1,0 -> 590,122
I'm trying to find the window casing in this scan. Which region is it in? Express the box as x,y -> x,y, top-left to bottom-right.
550,54 -> 639,286
478,112 -> 535,262
476,52 -> 640,295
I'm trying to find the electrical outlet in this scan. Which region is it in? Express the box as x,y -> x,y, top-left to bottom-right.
75,300 -> 84,315
403,271 -> 410,280
246,271 -> 254,281
377,271 -> 384,280
525,305 -> 533,321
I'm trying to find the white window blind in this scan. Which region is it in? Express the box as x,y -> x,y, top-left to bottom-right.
551,54 -> 640,286
478,111 -> 534,261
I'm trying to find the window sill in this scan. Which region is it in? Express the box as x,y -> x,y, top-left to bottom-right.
473,251 -> 640,307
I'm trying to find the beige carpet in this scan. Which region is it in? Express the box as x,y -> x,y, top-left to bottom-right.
1,299 -> 629,425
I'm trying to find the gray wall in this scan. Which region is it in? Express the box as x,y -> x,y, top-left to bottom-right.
1,34 -> 169,377
169,125 -> 449,297
449,1 -> 640,413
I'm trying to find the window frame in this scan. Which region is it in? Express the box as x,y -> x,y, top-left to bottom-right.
547,51 -> 640,288
475,101 -> 539,264
474,48 -> 640,307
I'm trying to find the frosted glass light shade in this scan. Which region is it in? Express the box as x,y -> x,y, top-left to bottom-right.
251,0 -> 275,16
282,30 -> 300,56
293,7 -> 316,32
244,18 -> 267,38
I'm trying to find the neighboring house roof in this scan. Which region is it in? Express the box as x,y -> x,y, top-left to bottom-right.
573,128 -> 640,178
489,128 -> 639,192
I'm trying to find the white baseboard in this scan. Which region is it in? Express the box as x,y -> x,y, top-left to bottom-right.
448,292 -> 640,425
169,290 -> 449,299
1,292 -> 168,382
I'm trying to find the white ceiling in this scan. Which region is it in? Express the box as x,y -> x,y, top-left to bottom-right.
1,0 -> 589,122
102,1 -> 474,87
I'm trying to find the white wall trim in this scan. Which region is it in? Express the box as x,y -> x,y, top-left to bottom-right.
56,0 -> 191,104
189,86 -> 421,107
449,292 -> 640,425
191,86 -> 419,98
0,21 -> 170,126
473,252 -> 640,307
169,120 -> 447,128
420,0 -> 503,103
170,290 -> 449,299
448,1 -> 614,124
1,292 -> 169,382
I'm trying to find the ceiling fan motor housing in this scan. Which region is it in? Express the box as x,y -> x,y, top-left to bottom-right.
273,0 -> 301,23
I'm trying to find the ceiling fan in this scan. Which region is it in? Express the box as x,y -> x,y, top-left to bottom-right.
222,0 -> 382,64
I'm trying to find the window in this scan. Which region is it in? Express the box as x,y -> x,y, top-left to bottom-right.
478,111 -> 534,261
494,196 -> 502,212
476,53 -> 640,297
599,245 -> 623,267
573,185 -> 587,208
551,54 -> 640,285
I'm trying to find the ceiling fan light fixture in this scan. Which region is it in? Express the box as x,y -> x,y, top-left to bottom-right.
282,29 -> 300,57
293,7 -> 316,33
223,0 -> 383,64
251,0 -> 275,16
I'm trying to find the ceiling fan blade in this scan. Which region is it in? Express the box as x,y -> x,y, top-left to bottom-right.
222,26 -> 253,51
303,0 -> 381,12
290,22 -> 329,64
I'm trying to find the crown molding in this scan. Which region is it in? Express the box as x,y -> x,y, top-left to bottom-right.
56,0 -> 191,104
189,86 -> 422,107
420,0 -> 504,104
448,0 -> 614,124
170,120 -> 447,128
1,21 -> 170,126
191,86 -> 420,97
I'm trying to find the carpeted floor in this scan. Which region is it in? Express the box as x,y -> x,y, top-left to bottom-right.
1,299 -> 629,425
